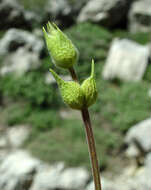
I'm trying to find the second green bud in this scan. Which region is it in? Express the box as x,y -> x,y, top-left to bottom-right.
49,60 -> 97,110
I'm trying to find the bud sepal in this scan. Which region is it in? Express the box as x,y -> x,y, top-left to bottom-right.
81,60 -> 98,107
49,68 -> 84,110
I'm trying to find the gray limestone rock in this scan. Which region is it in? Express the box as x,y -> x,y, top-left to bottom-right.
103,38 -> 150,81
125,118 -> 151,153
129,0 -> 151,33
30,163 -> 89,190
0,47 -> 41,76
0,150 -> 41,190
78,0 -> 131,27
0,28 -> 44,57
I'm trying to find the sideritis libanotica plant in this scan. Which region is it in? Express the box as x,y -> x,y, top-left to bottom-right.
43,22 -> 102,190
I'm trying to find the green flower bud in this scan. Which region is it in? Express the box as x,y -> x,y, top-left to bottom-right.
81,60 -> 98,107
43,22 -> 79,69
49,68 -> 84,110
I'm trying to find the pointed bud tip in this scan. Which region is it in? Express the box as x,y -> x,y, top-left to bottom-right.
91,59 -> 95,77
42,26 -> 46,33
52,22 -> 58,29
49,68 -> 64,86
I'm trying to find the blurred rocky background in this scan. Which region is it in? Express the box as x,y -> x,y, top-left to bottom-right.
0,0 -> 151,189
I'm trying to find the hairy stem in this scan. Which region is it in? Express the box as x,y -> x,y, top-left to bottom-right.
68,67 -> 102,190
81,108 -> 102,190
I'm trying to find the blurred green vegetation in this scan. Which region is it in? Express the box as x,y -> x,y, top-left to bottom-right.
0,31 -> 5,39
2,103 -> 62,131
25,119 -> 122,169
92,79 -> 151,132
18,0 -> 48,11
113,30 -> 151,45
0,22 -> 151,169
0,71 -> 61,107
18,0 -> 80,11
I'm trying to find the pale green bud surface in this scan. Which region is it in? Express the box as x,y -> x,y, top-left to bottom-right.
49,68 -> 85,110
43,22 -> 78,69
81,60 -> 98,107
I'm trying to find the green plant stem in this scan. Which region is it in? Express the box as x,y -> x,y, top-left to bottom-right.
68,67 -> 102,190
81,108 -> 102,190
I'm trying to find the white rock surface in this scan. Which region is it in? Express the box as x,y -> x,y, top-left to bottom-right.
103,38 -> 150,81
0,29 -> 44,56
46,0 -> 71,17
125,118 -> 151,153
86,176 -> 132,190
0,150 -> 8,163
45,0 -> 88,23
6,125 -> 30,148
59,167 -> 89,189
129,0 -> 151,33
30,163 -> 89,190
0,150 -> 41,190
144,153 -> 151,169
0,136 -> 7,148
0,125 -> 30,150
0,47 -> 41,76
30,162 -> 64,190
78,0 -> 131,27
134,166 -> 151,190
87,165 -> 151,190
125,142 -> 141,158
